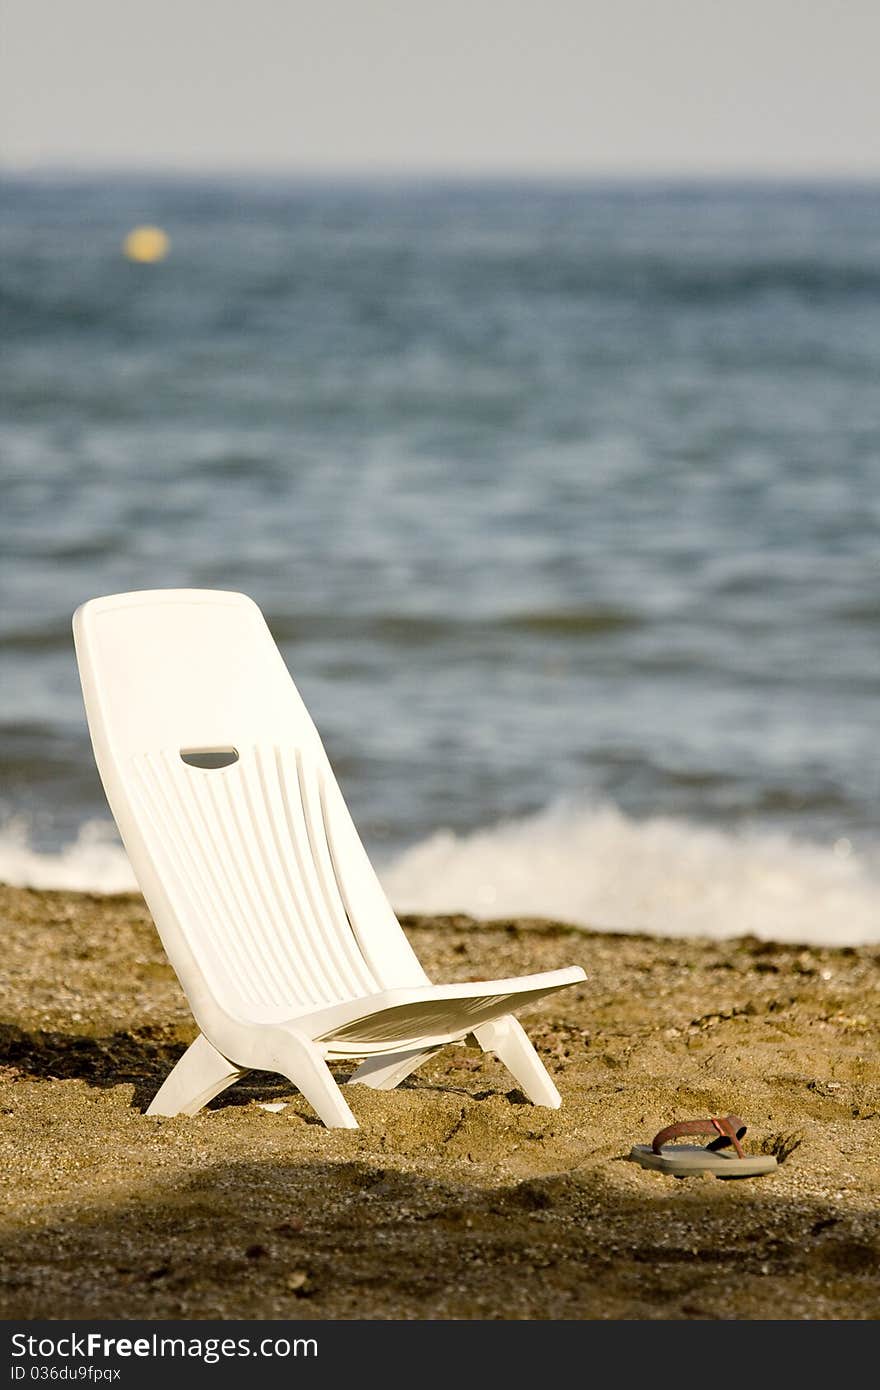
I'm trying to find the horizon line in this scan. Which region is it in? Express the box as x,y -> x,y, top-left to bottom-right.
4,161 -> 880,189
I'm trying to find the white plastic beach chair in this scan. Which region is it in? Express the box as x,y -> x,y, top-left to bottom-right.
73,590 -> 585,1128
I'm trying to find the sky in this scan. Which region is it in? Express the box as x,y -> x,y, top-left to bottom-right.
2,0 -> 879,178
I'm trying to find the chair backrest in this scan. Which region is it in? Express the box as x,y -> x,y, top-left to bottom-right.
74,590 -> 426,1026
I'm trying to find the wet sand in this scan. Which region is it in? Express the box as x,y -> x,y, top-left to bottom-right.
0,882 -> 877,1320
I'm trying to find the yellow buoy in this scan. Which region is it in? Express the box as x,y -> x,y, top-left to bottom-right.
123,225 -> 170,263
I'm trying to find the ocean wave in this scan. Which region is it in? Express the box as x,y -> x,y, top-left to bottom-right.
381,804 -> 880,946
267,606 -> 643,646
1,804 -> 878,946
0,820 -> 137,895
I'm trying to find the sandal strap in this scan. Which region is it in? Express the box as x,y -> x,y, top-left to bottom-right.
652,1114 -> 747,1159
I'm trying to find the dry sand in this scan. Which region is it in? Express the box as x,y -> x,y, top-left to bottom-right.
0,882 -> 877,1320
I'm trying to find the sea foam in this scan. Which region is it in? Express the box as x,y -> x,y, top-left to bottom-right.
1,804 -> 877,946
380,803 -> 880,946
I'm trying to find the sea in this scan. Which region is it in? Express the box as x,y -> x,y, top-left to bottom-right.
2,174 -> 879,944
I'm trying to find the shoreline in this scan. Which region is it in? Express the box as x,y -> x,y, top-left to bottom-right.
1,883 -> 878,1319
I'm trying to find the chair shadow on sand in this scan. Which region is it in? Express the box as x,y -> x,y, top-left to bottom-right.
0,1022 -> 521,1116
0,1023 -> 289,1113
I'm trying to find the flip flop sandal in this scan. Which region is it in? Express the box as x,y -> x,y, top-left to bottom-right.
630,1114 -> 778,1180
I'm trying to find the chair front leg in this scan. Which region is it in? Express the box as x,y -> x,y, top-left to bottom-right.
472,1015 -> 562,1109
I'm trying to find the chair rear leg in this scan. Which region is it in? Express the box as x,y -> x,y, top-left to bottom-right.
146,1033 -> 245,1117
348,1045 -> 442,1091
472,1015 -> 562,1109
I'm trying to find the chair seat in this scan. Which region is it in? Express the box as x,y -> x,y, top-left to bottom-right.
302,966 -> 586,1053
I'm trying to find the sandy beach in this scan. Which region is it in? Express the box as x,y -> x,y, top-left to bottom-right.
0,881 -> 877,1321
